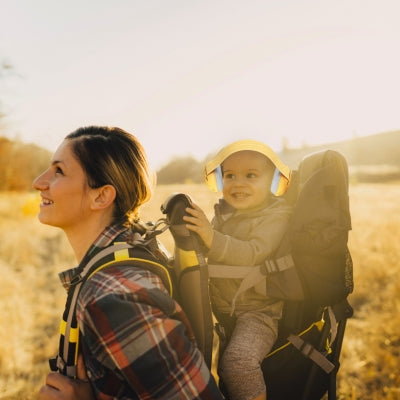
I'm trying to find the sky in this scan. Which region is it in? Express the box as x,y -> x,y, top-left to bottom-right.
1,0 -> 400,170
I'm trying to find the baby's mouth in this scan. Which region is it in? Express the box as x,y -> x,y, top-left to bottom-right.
232,192 -> 249,199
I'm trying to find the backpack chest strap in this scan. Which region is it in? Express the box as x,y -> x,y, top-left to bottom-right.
208,256 -> 297,314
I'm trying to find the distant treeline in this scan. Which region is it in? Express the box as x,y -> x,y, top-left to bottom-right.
0,136 -> 206,191
156,156 -> 204,184
1,131 -> 399,191
0,136 -> 51,191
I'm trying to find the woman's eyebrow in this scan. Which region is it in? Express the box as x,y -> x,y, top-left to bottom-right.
51,160 -> 66,166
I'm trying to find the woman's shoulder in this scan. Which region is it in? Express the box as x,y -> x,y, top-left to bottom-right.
78,264 -> 167,308
76,264 -> 180,336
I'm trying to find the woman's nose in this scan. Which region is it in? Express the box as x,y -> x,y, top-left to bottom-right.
32,171 -> 49,191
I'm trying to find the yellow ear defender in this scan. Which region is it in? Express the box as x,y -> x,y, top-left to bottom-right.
204,139 -> 291,196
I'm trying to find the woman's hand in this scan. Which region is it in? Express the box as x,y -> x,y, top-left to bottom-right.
183,203 -> 214,249
39,356 -> 95,400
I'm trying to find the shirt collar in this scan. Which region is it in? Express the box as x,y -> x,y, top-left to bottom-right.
58,224 -> 129,291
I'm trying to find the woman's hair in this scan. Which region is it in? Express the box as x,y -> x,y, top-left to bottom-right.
66,126 -> 152,224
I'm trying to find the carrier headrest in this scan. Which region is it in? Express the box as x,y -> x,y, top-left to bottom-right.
298,150 -> 349,192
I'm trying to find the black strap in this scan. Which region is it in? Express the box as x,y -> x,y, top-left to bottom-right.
51,241 -> 171,377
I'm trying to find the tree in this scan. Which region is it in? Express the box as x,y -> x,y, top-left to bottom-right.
0,137 -> 51,191
157,156 -> 204,184
0,60 -> 14,124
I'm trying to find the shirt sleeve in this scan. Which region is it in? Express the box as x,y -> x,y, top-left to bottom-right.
79,283 -> 222,399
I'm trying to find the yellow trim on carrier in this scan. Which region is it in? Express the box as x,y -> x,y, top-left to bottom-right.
265,320 -> 325,359
88,257 -> 174,298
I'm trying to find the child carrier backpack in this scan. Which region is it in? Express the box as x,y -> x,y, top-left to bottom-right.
161,149 -> 354,400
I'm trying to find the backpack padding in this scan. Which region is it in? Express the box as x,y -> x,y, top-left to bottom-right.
293,150 -> 352,305
162,193 -> 214,368
266,150 -> 353,306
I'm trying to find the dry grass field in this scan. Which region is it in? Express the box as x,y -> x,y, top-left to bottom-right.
0,183 -> 399,399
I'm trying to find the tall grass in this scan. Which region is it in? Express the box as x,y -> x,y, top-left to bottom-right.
0,183 -> 399,399
338,184 -> 400,399
0,193 -> 74,399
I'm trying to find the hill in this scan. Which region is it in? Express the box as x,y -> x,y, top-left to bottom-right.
157,131 -> 400,184
279,131 -> 400,182
1,131 -> 398,188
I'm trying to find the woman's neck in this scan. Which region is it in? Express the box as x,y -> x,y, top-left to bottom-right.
65,217 -> 112,262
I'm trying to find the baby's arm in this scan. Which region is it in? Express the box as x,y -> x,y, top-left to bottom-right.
183,203 -> 214,249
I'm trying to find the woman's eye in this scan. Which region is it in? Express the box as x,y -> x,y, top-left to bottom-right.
55,166 -> 64,175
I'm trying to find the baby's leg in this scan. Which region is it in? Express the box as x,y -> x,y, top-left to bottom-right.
219,308 -> 279,400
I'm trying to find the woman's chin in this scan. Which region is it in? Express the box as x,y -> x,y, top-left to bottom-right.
37,213 -> 56,227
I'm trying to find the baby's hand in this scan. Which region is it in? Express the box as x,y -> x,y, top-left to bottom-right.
183,203 -> 214,249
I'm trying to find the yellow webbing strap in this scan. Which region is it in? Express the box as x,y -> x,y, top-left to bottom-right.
59,319 -> 80,376
114,247 -> 130,261
60,320 -> 79,343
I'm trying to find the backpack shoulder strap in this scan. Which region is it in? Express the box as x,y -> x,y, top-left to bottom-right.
86,242 -> 174,296
50,241 -> 173,378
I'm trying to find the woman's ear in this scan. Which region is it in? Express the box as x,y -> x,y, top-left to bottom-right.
91,185 -> 116,210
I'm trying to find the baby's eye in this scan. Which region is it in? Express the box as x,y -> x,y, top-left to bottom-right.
224,173 -> 234,180
247,173 -> 257,178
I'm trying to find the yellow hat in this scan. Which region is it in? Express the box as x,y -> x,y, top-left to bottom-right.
204,139 -> 291,196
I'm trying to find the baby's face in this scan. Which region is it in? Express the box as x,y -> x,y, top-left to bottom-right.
221,150 -> 274,212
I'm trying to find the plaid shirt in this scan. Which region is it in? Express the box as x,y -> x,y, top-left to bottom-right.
59,224 -> 222,399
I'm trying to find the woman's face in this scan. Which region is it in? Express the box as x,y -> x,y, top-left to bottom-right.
32,140 -> 96,231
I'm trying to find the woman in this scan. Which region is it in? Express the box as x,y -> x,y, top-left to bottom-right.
35,126 -> 222,399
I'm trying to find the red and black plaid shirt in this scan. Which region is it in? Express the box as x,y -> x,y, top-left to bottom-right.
59,224 -> 222,399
